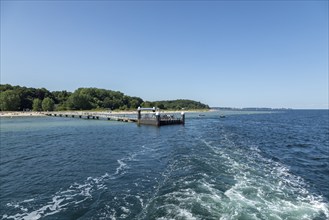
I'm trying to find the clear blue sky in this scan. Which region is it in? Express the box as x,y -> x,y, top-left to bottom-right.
1,1 -> 328,109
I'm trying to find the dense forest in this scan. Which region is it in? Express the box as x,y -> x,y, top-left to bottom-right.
0,84 -> 210,111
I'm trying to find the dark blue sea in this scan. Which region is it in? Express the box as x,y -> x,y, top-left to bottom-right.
1,110 -> 328,220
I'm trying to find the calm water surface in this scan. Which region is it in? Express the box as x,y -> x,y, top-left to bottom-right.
0,110 -> 328,219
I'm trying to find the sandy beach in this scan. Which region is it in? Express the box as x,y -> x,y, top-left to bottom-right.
0,111 -> 133,118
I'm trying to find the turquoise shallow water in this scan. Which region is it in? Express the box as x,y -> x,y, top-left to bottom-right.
0,110 -> 328,219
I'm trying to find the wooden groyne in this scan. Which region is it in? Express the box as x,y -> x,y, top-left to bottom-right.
44,108 -> 185,126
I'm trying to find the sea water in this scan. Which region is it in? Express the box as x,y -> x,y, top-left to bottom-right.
0,110 -> 328,219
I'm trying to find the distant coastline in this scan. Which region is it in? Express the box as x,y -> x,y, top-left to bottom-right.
212,107 -> 329,111
212,107 -> 293,111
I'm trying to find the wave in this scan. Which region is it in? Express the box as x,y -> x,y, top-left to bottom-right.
2,151 -> 140,220
2,172 -> 110,220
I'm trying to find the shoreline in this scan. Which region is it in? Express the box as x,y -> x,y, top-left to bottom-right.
0,109 -> 210,118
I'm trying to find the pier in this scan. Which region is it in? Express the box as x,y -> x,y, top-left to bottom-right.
137,107 -> 184,126
44,107 -> 185,126
44,112 -> 138,123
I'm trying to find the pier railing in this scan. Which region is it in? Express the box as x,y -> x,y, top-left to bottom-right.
137,107 -> 185,126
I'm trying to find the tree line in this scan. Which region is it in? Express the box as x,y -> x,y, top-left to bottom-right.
0,84 -> 210,111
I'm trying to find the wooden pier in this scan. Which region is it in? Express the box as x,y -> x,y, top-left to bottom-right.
44,112 -> 138,123
44,107 -> 185,126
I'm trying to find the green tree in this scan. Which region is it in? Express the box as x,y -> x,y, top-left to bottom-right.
141,101 -> 154,108
52,90 -> 71,110
52,90 -> 71,104
102,97 -> 113,109
129,97 -> 143,109
0,84 -> 13,92
32,98 -> 42,111
0,90 -> 21,111
42,97 -> 55,111
157,103 -> 165,109
67,93 -> 93,110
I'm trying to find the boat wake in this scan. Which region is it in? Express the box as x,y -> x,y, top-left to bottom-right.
202,135 -> 329,220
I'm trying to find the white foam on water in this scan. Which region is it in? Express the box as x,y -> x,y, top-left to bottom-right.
114,153 -> 137,176
20,199 -> 34,204
175,208 -> 198,220
97,206 -> 117,220
144,177 -> 226,219
2,172 -> 113,220
3,145 -> 152,220
152,203 -> 199,220
201,137 -> 329,219
136,140 -> 232,219
157,218 -> 175,220
134,137 -> 328,219
121,206 -> 130,214
115,159 -> 127,175
135,195 -> 144,208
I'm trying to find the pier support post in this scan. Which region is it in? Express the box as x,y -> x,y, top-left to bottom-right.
137,107 -> 141,125
156,112 -> 160,126
181,112 -> 185,125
